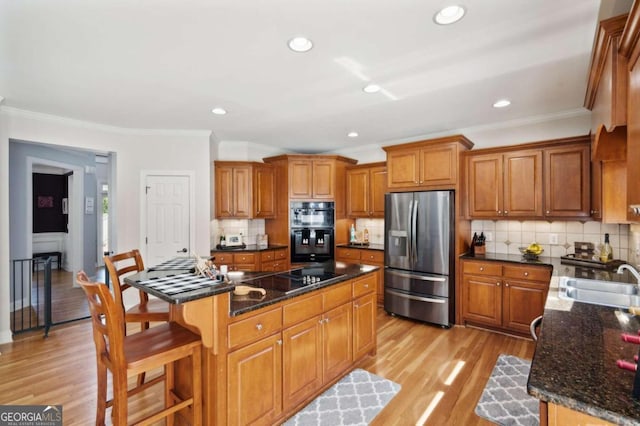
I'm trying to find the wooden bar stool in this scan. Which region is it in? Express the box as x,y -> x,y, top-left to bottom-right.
77,271 -> 202,426
105,249 -> 170,386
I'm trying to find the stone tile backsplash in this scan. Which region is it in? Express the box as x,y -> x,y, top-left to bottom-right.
355,218 -> 385,245
210,219 -> 266,248
471,220 -> 632,262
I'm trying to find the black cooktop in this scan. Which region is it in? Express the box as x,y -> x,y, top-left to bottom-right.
248,267 -> 344,294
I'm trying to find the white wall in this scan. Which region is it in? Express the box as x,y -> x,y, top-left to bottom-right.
0,107 -> 212,343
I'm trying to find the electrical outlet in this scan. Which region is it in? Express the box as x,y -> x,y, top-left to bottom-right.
484,232 -> 493,242
549,233 -> 558,245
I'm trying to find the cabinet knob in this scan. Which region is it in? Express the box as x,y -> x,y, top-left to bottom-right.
496,282 -> 501,286
277,339 -> 282,345
497,210 -> 502,215
504,210 -> 509,215
480,267 -> 484,271
364,284 -> 369,288
524,272 -> 529,276
546,210 -> 550,215
255,323 -> 263,331
505,283 -> 509,287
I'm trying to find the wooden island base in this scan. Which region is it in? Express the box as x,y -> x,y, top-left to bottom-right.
172,270 -> 378,425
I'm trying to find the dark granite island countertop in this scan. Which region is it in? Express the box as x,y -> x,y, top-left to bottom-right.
528,274 -> 640,425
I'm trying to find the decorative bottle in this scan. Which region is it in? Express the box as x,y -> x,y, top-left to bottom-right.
363,228 -> 369,243
600,233 -> 612,262
350,224 -> 356,243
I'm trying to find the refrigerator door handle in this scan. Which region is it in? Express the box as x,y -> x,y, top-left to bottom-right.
411,199 -> 418,265
386,289 -> 446,304
387,270 -> 446,282
407,199 -> 414,263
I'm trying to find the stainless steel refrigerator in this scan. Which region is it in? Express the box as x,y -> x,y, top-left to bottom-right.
384,190 -> 454,327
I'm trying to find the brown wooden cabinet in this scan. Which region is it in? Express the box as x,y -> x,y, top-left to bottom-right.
383,136 -> 473,190
346,162 -> 387,218
467,150 -> 542,218
335,247 -> 384,305
621,3 -> 640,222
465,138 -> 591,220
288,158 -> 336,199
212,247 -> 288,272
225,272 -> 376,424
543,143 -> 591,218
461,260 -> 551,336
214,161 -> 275,219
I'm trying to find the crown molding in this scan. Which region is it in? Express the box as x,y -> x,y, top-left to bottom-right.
0,106 -> 212,138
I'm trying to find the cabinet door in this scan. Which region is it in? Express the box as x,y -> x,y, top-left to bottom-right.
387,149 -> 420,188
227,333 -> 282,426
502,279 -> 547,334
419,144 -> 457,186
467,154 -> 503,218
289,160 -> 313,198
544,144 -> 591,218
503,150 -> 543,217
346,168 -> 369,217
282,316 -> 323,411
370,166 -> 387,218
312,160 -> 335,198
353,293 -> 376,360
215,166 -> 234,218
591,160 -> 603,220
322,303 -> 353,383
233,166 -> 252,218
461,274 -> 502,327
628,49 -> 640,221
254,165 -> 276,218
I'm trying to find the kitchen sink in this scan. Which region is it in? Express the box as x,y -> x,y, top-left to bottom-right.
558,276 -> 640,308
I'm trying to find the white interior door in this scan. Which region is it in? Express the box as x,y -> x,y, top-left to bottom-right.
145,175 -> 191,266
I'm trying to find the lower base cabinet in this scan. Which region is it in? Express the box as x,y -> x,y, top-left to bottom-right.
335,247 -> 384,305
547,402 -> 615,426
226,273 -> 377,425
461,260 -> 551,336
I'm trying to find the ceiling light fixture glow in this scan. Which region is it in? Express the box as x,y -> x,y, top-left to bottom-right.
288,36 -> 313,52
347,131 -> 359,138
363,84 -> 381,94
434,5 -> 466,25
492,99 -> 511,108
211,107 -> 227,115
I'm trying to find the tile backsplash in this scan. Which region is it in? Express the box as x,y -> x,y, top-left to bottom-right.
210,219 -> 265,248
471,220 -> 632,262
355,218 -> 385,245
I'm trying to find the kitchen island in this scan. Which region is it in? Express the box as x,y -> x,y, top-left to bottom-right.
125,260 -> 379,425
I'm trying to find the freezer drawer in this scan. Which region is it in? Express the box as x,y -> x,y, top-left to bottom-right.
384,288 -> 450,327
385,268 -> 449,297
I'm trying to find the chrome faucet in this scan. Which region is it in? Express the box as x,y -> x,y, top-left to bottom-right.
617,264 -> 640,284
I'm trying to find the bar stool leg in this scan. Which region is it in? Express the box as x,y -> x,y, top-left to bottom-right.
96,361 -> 108,426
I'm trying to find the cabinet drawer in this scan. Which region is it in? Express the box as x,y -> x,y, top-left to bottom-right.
361,250 -> 384,264
261,250 -> 275,262
353,274 -> 376,298
215,253 -> 233,264
273,249 -> 287,260
283,293 -> 324,327
233,253 -> 256,264
323,281 -> 352,311
462,261 -> 502,276
228,308 -> 282,350
503,265 -> 551,283
335,248 -> 360,260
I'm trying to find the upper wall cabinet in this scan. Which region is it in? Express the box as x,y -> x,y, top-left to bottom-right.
620,3 -> 640,222
383,135 -> 473,190
214,161 -> 275,219
288,158 -> 336,199
465,137 -> 591,220
346,162 -> 387,218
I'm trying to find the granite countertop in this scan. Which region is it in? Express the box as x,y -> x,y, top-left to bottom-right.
210,243 -> 288,253
337,243 -> 384,251
463,252 -> 640,423
124,260 -> 380,317
229,261 -> 380,316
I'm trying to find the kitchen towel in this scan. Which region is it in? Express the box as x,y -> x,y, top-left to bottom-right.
284,368 -> 400,426
475,354 -> 539,426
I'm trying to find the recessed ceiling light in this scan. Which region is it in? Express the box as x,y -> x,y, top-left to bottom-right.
288,36 -> 313,53
363,84 -> 381,94
434,5 -> 466,25
347,131 -> 359,138
492,99 -> 511,108
211,107 -> 227,115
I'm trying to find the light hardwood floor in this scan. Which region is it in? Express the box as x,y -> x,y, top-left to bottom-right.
0,308 -> 535,425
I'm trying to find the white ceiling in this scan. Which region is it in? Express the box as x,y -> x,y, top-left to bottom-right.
0,1 -> 628,153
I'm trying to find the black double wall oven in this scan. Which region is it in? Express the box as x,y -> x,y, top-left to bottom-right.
290,201 -> 334,263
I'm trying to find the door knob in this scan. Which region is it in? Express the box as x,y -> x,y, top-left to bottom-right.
177,248 -> 187,253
